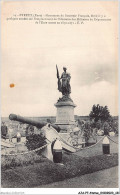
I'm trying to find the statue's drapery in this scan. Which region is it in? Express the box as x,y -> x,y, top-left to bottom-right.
56,66 -> 71,96
61,72 -> 71,95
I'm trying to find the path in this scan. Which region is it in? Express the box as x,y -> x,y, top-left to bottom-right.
38,166 -> 118,188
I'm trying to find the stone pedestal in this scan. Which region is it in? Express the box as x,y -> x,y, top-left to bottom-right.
54,96 -> 76,132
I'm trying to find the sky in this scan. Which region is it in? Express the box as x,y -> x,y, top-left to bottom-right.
1,1 -> 118,117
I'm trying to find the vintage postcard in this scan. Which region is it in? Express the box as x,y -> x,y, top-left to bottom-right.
1,0 -> 119,194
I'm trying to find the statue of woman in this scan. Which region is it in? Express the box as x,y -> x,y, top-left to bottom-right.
56,66 -> 71,96
60,67 -> 71,96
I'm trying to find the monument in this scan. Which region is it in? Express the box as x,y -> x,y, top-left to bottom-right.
55,65 -> 76,132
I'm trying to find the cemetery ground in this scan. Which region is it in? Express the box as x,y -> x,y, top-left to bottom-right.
1,136 -> 118,188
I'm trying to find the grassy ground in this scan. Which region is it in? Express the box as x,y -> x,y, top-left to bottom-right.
76,136 -> 118,157
39,166 -> 118,188
1,152 -> 46,170
1,152 -> 118,188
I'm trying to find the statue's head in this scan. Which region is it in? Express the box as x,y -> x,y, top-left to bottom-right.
63,67 -> 67,71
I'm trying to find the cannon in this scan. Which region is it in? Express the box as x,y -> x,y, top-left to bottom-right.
9,114 -> 61,132
9,114 -> 84,153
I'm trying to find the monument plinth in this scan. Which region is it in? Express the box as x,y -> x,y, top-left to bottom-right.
55,66 -> 77,132
55,97 -> 76,131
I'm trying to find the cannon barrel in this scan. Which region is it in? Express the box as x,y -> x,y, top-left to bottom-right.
9,114 -> 61,132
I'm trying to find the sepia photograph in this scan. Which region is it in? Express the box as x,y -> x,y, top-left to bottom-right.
1,0 -> 119,193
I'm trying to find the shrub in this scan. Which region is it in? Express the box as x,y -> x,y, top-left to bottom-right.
25,133 -> 47,155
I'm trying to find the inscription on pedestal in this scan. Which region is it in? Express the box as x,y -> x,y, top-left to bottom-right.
55,100 -> 76,131
56,106 -> 74,123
